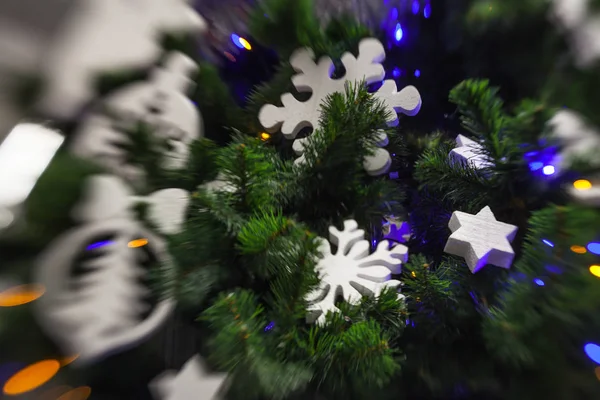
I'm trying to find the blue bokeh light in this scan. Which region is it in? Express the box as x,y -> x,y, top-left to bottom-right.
412,0 -> 420,15
584,343 -> 600,364
424,3 -> 432,18
395,23 -> 404,42
534,278 -> 545,286
528,161 -> 544,171
231,34 -> 244,49
392,67 -> 401,78
542,239 -> 554,247
587,242 -> 600,255
414,69 -> 421,77
391,7 -> 399,20
87,240 -> 114,250
264,321 -> 275,332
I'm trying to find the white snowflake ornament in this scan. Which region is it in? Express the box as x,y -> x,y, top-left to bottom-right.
71,52 -> 202,186
258,38 -> 421,176
444,206 -> 518,273
306,219 -> 408,325
34,175 -> 189,365
150,355 -> 228,400
36,0 -> 205,119
449,134 -> 493,170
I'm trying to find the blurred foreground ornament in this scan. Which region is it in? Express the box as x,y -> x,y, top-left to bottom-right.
552,0 -> 600,67
259,38 -> 421,176
306,219 -> 408,325
449,134 -> 493,171
444,206 -> 518,273
71,52 -> 202,188
149,355 -> 228,400
34,175 -> 188,365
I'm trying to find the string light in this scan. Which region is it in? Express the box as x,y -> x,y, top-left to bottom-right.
542,165 -> 556,176
411,271 -> 417,278
414,69 -> 421,78
392,67 -> 401,78
424,3 -> 432,18
0,284 -> 45,307
238,37 -> 252,50
260,132 -> 271,141
528,161 -> 543,171
412,0 -> 420,15
533,278 -> 545,286
574,179 -> 592,190
128,238 -> 148,248
542,239 -> 554,247
590,265 -> 600,278
231,34 -> 251,50
86,241 -> 113,250
584,343 -> 600,364
394,23 -> 404,42
3,360 -> 60,395
570,245 -> 587,254
587,242 -> 600,255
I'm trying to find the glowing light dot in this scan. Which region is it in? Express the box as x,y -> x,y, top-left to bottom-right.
534,278 -> 545,286
542,239 -> 554,247
264,321 -> 275,332
584,343 -> 600,364
391,7 -> 398,20
529,161 -> 543,171
128,238 -> 148,248
412,0 -> 420,14
0,284 -> 45,307
424,3 -> 432,18
57,386 -> 92,400
260,132 -> 271,141
411,271 -> 417,278
542,165 -> 555,175
587,242 -> 600,255
231,34 -> 242,48
239,37 -> 252,50
392,67 -> 401,78
3,360 -> 60,395
590,265 -> 600,278
570,245 -> 587,254
414,69 -> 421,78
395,23 -> 403,41
86,241 -> 113,250
574,179 -> 592,191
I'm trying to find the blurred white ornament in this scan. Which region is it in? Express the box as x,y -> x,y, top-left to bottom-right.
449,134 -> 493,170
259,38 -> 421,176
34,175 -> 189,365
444,206 -> 518,273
150,355 -> 228,400
306,219 -> 408,325
552,0 -> 600,67
71,52 -> 202,187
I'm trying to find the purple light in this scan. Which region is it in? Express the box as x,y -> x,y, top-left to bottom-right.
87,240 -> 114,250
587,242 -> 600,255
391,7 -> 399,20
414,69 -> 421,77
542,239 -> 554,247
542,165 -> 556,175
412,0 -> 420,15
424,3 -> 432,18
395,23 -> 403,42
584,343 -> 600,364
534,278 -> 545,286
545,265 -> 563,274
264,321 -> 275,332
529,161 -> 544,171
392,67 -> 401,78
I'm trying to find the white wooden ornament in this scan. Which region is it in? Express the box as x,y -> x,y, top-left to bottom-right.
258,38 -> 421,176
71,52 -> 202,186
36,0 -> 206,119
552,0 -> 600,67
34,175 -> 189,365
449,134 -> 492,170
444,206 -> 518,273
150,355 -> 227,400
306,219 -> 408,325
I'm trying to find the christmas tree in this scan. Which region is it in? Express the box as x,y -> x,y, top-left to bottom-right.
0,1 -> 599,399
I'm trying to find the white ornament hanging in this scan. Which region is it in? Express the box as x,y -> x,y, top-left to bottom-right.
35,0 -> 206,119
444,206 -> 518,273
258,38 -> 421,176
306,219 -> 409,325
150,355 -> 228,400
34,175 -> 189,365
449,134 -> 492,170
552,0 -> 600,67
71,52 -> 202,186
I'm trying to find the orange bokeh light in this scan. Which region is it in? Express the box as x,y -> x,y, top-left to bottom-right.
128,238 -> 148,248
0,284 -> 45,307
57,386 -> 92,400
570,245 -> 587,254
3,360 -> 60,395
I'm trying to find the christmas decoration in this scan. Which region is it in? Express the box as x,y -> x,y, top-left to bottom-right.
552,0 -> 600,67
449,134 -> 492,170
444,206 -> 518,273
34,175 -> 182,365
36,0 -> 206,119
149,355 -> 227,400
306,219 -> 408,325
258,38 -> 421,175
71,52 -> 202,186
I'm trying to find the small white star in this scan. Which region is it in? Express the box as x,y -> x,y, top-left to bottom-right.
449,135 -> 492,170
444,206 -> 518,273
150,355 -> 227,400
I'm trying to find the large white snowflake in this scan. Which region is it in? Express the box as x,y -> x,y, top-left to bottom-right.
306,219 -> 409,325
258,38 -> 422,176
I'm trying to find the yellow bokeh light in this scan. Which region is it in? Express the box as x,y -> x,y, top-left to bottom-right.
60,354 -> 79,366
590,265 -> 600,278
411,271 -> 416,278
573,179 -> 592,191
57,386 -> 92,400
0,284 -> 45,307
260,132 -> 271,141
3,360 -> 60,395
239,37 -> 252,50
570,245 -> 587,254
128,238 -> 148,248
